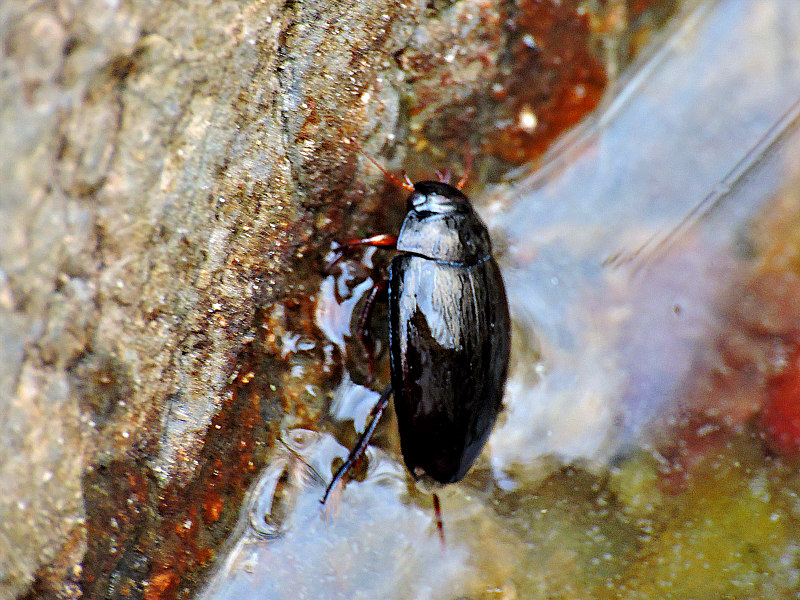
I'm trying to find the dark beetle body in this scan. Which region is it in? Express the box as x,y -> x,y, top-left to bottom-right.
388,181 -> 511,484
320,180 -> 511,505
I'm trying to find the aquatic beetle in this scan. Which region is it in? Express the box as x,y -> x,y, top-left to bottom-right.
321,144 -> 511,530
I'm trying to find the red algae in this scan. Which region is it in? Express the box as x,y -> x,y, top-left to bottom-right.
762,347 -> 800,457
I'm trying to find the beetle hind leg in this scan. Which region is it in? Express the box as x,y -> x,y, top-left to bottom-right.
321,385 -> 393,505
432,492 -> 445,549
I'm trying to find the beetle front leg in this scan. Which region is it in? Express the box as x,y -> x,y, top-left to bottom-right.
325,233 -> 398,271
341,233 -> 398,250
321,385 -> 393,505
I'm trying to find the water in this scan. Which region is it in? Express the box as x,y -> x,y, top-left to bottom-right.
200,1 -> 800,598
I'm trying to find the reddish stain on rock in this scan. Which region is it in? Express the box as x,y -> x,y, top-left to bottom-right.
144,570 -> 180,600
487,0 -> 607,163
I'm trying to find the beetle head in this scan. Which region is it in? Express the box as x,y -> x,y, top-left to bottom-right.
407,181 -> 471,216
397,181 -> 491,264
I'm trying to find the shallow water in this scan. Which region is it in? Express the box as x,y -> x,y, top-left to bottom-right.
200,1 -> 800,598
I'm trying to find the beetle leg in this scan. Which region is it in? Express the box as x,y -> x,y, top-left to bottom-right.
356,279 -> 388,382
432,492 -> 445,549
321,385 -> 393,505
325,233 -> 398,271
341,233 -> 398,250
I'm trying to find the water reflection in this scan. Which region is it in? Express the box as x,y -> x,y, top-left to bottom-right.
487,0 -> 800,471
201,0 -> 800,597
199,431 -> 474,600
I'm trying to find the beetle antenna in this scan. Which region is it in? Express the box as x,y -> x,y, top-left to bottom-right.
345,137 -> 415,192
456,144 -> 473,190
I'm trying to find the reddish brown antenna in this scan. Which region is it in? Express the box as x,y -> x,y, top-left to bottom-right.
344,137 -> 414,192
455,144 -> 473,190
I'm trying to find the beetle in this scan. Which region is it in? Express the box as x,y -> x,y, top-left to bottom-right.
321,155 -> 511,528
